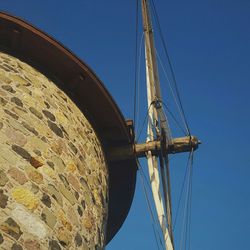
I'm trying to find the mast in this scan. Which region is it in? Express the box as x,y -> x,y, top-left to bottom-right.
141,0 -> 174,249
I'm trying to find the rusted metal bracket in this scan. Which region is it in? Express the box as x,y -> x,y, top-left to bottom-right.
108,136 -> 201,162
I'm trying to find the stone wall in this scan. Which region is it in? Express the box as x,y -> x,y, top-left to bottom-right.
0,52 -> 108,250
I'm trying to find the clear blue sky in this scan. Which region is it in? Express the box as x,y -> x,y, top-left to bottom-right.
1,1 -> 250,249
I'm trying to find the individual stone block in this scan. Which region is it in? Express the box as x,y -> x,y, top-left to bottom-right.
0,218 -> 22,240
8,167 -> 27,185
49,240 -> 61,250
41,207 -> 57,229
11,187 -> 39,210
41,193 -> 52,208
0,190 -> 8,208
0,170 -> 9,186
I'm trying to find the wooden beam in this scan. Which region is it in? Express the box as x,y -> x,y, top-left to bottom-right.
108,136 -> 201,162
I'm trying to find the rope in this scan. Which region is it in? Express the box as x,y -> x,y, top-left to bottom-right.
138,160 -> 165,250
162,154 -> 175,247
136,102 -> 154,142
184,151 -> 194,250
161,101 -> 187,136
173,151 -> 192,231
155,49 -> 189,135
135,32 -> 145,137
180,149 -> 194,250
133,0 -> 139,132
150,0 -> 191,135
187,152 -> 194,250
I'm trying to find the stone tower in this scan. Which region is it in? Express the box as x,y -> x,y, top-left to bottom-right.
0,13 -> 137,250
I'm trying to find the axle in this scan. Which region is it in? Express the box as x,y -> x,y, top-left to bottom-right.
108,136 -> 201,161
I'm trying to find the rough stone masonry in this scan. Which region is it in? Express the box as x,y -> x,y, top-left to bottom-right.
0,51 -> 108,250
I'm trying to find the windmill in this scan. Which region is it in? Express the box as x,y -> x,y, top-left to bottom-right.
0,2 -> 200,249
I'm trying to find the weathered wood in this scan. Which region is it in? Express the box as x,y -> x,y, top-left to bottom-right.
108,136 -> 200,161
169,136 -> 201,154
